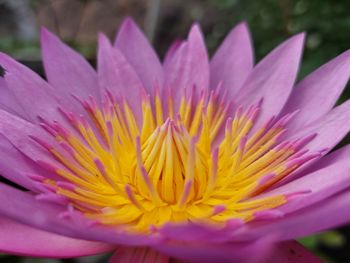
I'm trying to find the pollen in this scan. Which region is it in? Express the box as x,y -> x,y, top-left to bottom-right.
33,88 -> 318,233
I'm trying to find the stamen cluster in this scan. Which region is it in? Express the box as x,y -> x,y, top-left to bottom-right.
33,88 -> 318,232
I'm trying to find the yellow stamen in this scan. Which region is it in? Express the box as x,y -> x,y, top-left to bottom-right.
39,91 -> 314,233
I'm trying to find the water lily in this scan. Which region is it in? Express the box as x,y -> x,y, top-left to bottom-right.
0,17 -> 350,263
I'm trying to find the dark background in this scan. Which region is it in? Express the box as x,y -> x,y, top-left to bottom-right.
0,0 -> 350,262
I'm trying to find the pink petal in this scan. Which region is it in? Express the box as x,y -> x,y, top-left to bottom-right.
159,220 -> 243,244
298,99 -> 350,151
0,77 -> 28,119
0,183 -> 159,247
277,99 -> 350,185
236,191 -> 350,241
164,24 -> 209,107
0,215 -> 114,258
302,141 -> 350,175
262,241 -> 323,263
0,134 -> 42,191
263,144 -> 350,214
155,236 -> 275,263
109,247 -> 169,263
0,182 -> 274,262
163,39 -> 183,68
0,109 -> 56,164
210,22 -> 254,97
238,33 -> 305,129
98,33 -> 144,123
283,50 -> 350,136
114,17 -> 163,95
0,110 -> 66,190
41,27 -> 100,105
0,53 -> 62,123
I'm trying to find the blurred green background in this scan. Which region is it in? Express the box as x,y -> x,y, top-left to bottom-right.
0,0 -> 350,262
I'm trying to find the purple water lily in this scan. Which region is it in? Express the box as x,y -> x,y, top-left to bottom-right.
0,17 -> 350,263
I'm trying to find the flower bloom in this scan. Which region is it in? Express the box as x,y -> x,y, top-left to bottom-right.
0,17 -> 350,263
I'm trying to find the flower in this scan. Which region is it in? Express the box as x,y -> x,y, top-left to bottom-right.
0,17 -> 350,263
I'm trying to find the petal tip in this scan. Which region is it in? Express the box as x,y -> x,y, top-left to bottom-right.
98,32 -> 110,44
189,23 -> 204,38
292,32 -> 306,45
122,16 -> 136,26
119,16 -> 139,34
339,49 -> 350,60
273,32 -> 305,58
236,21 -> 250,32
40,26 -> 55,42
115,16 -> 144,46
40,26 -> 52,41
40,26 -> 62,51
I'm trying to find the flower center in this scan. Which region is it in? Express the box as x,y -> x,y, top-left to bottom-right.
33,89 -> 317,233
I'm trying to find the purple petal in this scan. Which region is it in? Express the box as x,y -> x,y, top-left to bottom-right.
114,17 -> 163,95
302,141 -> 350,175
277,99 -> 350,185
155,236 -> 275,263
0,109 -> 75,190
210,22 -> 254,97
98,33 -> 144,123
164,24 -> 209,107
283,50 -> 350,136
0,109 -> 55,163
0,215 -> 114,258
109,247 -> 169,263
0,183 -> 160,247
0,109 -> 73,193
270,101 -> 350,186
296,99 -> 350,151
0,182 -> 273,261
159,220 -> 243,244
41,27 -> 100,104
235,190 -> 350,241
262,144 -> 350,214
0,77 -> 28,119
262,241 -> 323,263
0,134 -> 42,191
238,34 -> 305,128
0,53 -> 63,123
163,39 -> 183,68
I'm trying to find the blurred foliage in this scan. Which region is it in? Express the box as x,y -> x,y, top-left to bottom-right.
203,0 -> 350,79
1,0 -> 350,262
0,38 -> 39,59
0,38 -> 96,61
300,231 -> 346,263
